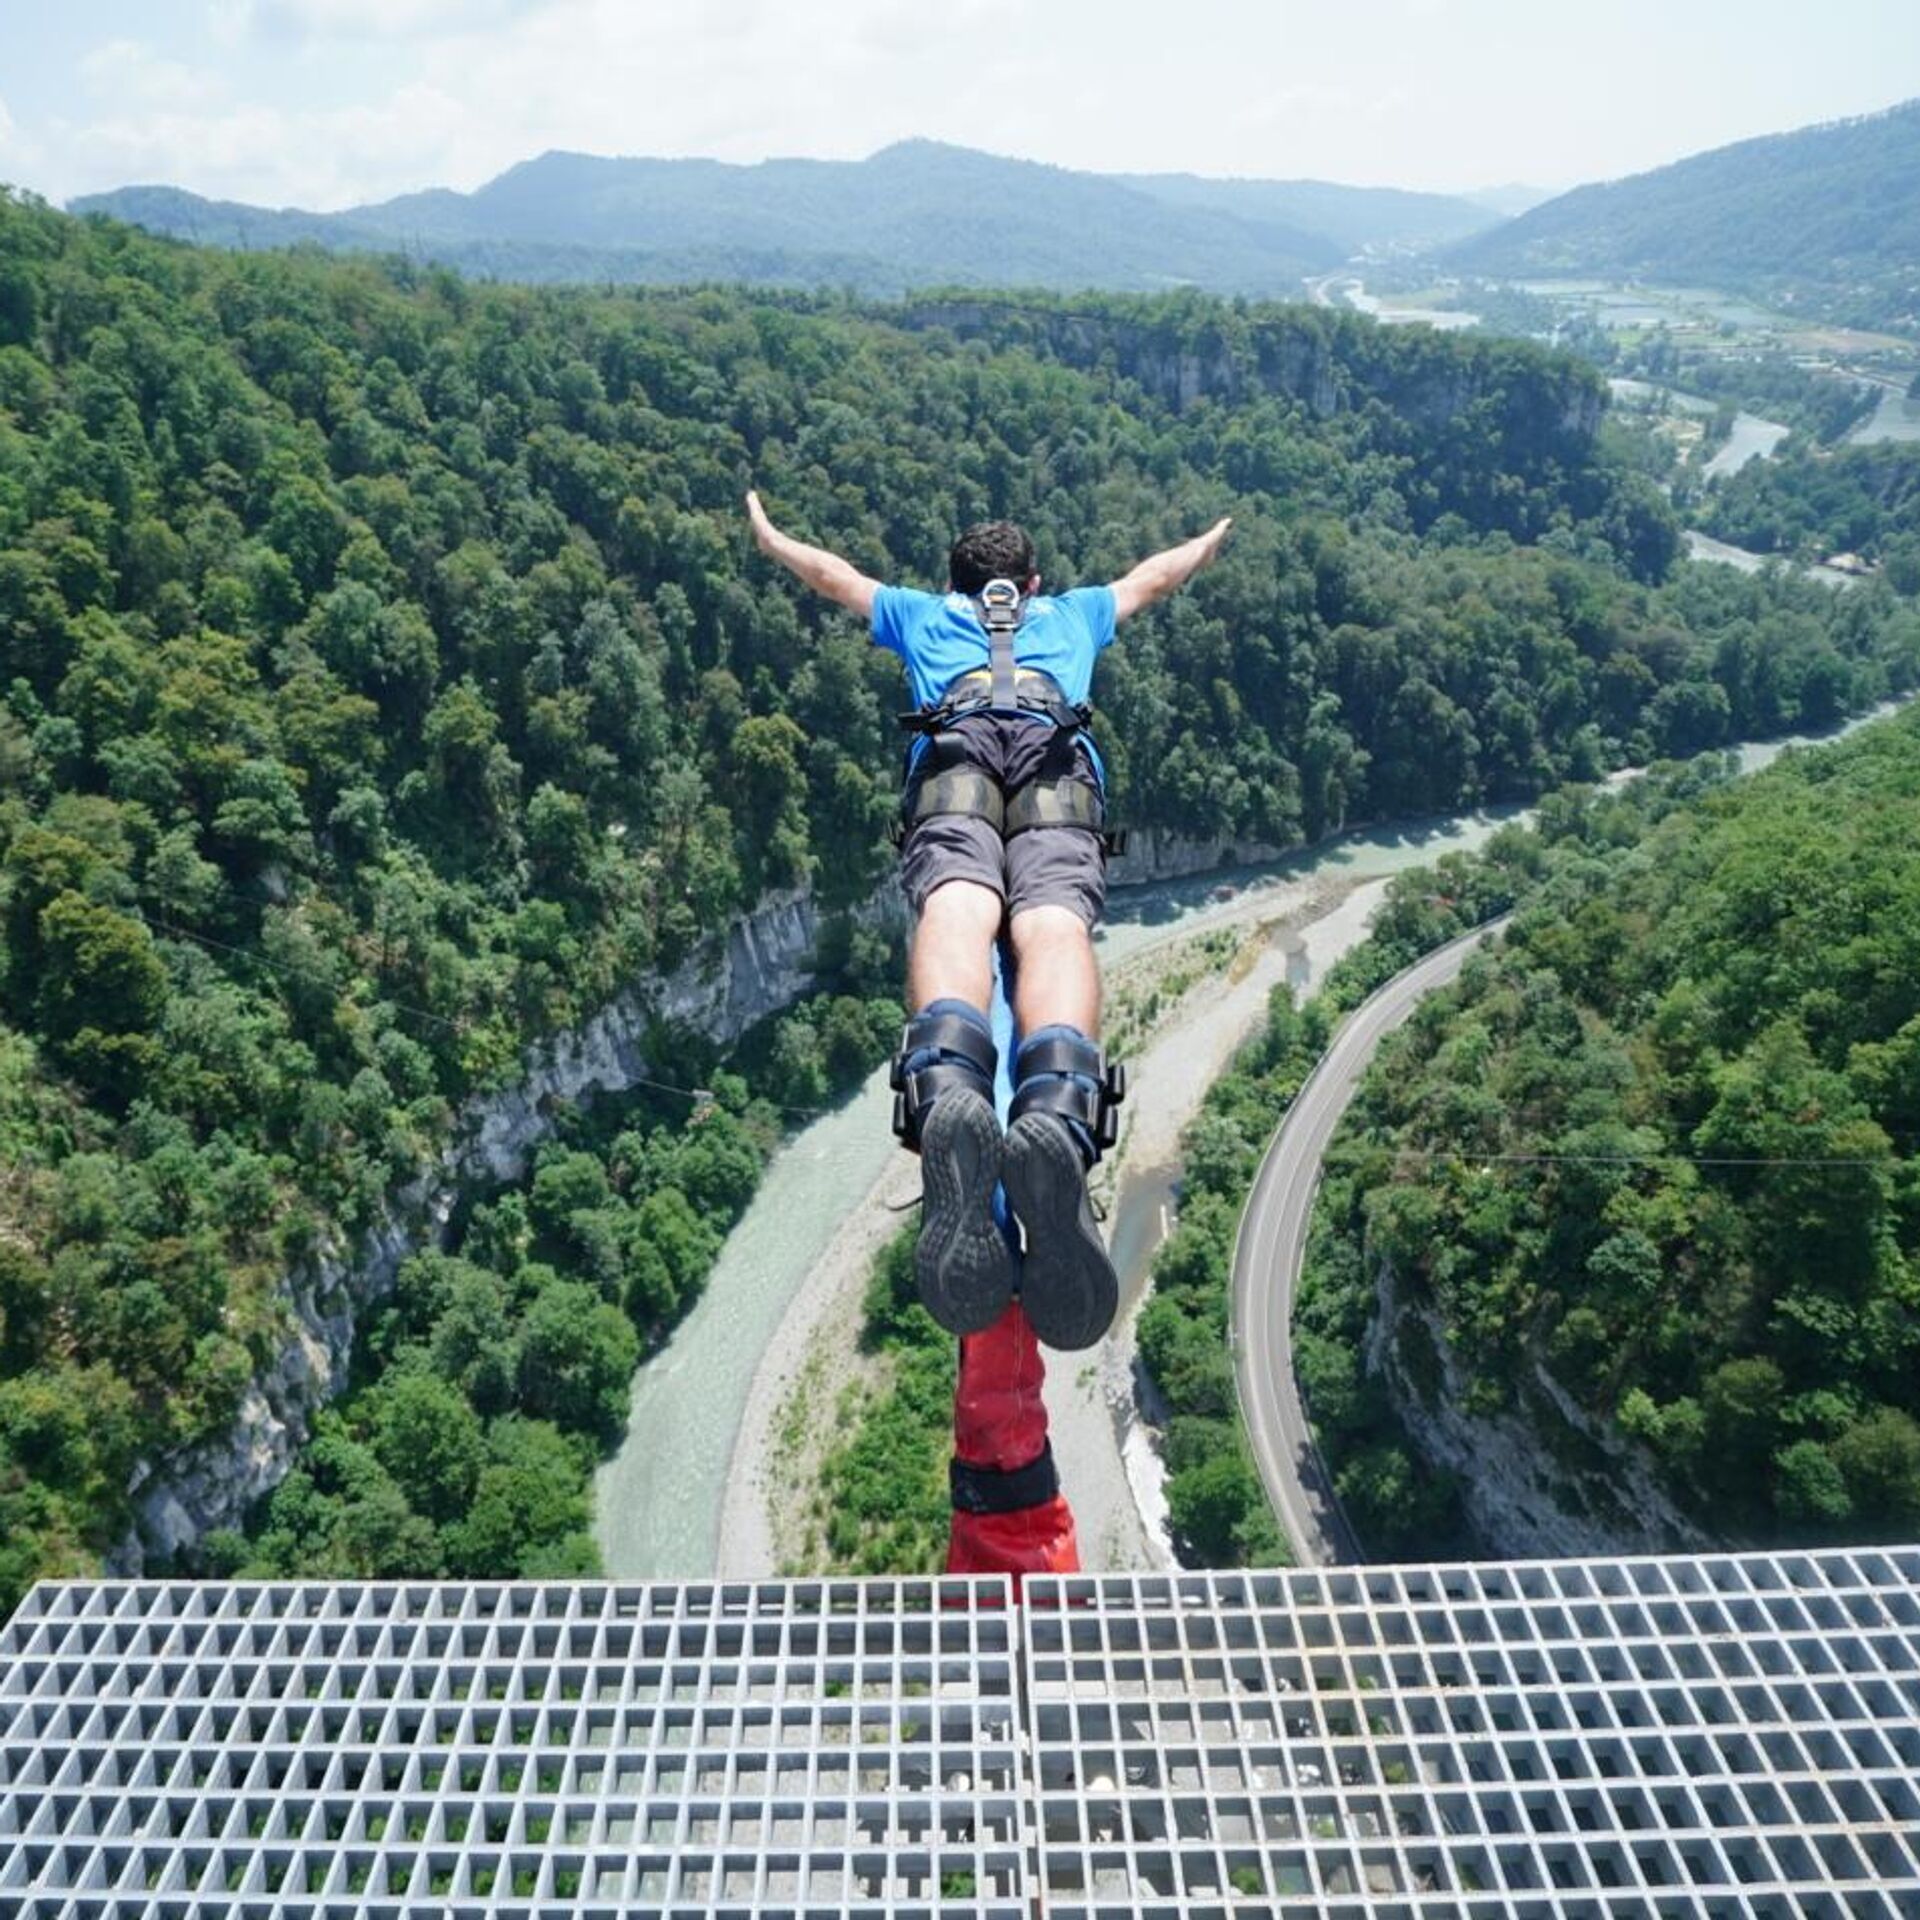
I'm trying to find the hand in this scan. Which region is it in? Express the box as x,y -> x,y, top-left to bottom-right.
1196,515 -> 1233,566
745,488 -> 778,554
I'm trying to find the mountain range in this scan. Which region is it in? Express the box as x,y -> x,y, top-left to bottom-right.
69,98 -> 1920,329
71,140 -> 1501,297
1446,97 -> 1920,332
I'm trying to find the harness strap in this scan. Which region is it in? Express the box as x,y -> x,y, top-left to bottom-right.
978,577 -> 1022,713
1008,1034 -> 1127,1156
890,1006 -> 998,1154
950,1441 -> 1060,1515
1005,781 -> 1102,835
889,1008 -> 997,1086
898,667 -> 1087,737
905,767 -> 1006,836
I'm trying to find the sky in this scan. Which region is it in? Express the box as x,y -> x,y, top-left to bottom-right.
2,0 -> 1917,211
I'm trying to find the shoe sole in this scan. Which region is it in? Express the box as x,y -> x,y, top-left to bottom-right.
916,1093 -> 1015,1335
1002,1112 -> 1118,1350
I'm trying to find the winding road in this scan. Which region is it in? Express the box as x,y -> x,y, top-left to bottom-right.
1229,918 -> 1508,1565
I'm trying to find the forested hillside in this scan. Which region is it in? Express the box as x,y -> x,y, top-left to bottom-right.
1447,99 -> 1920,335
1,188 -> 1916,1603
1312,707 -> 1920,1548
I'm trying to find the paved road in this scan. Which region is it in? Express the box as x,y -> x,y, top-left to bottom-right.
1230,919 -> 1508,1565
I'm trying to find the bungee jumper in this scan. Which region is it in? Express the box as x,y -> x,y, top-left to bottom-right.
746,492 -> 1231,1575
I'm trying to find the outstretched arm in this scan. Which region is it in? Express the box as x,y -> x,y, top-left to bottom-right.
745,490 -> 880,620
1109,516 -> 1233,622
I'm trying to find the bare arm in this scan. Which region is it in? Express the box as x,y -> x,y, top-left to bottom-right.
745,490 -> 880,620
1109,516 -> 1233,623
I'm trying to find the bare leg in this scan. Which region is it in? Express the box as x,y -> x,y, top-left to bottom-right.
908,879 -> 1004,1011
1007,904 -> 1100,1037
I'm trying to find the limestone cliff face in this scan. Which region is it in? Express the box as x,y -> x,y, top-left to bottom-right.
1365,1257 -> 1712,1559
1107,828 -> 1289,885
111,884 -> 905,1571
899,299 -> 1342,419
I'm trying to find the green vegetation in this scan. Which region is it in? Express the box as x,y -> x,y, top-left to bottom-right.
805,1227 -> 955,1575
1313,708 -> 1920,1546
1658,355 -> 1879,449
74,146 -> 1343,300
218,976 -> 897,1577
1139,811 -> 1584,1565
75,147 -> 1510,304
3,181 -> 1918,1605
223,1079 -> 769,1577
1446,98 -> 1920,335
1700,442 -> 1920,581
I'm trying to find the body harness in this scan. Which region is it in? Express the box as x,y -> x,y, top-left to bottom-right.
894,578 -> 1126,855
887,580 -> 1127,1164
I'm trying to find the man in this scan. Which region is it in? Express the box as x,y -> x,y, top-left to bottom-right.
745,492 -> 1230,1351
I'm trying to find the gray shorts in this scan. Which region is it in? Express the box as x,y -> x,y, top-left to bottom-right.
897,714 -> 1108,929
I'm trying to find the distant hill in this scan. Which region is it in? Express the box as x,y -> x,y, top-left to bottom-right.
1463,183 -> 1557,220
1112,171 -> 1498,252
1446,99 -> 1920,333
71,142 -> 1501,296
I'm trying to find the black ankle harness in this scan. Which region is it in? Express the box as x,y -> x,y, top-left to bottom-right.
1011,1031 -> 1127,1158
950,1442 -> 1059,1515
889,1006 -> 997,1152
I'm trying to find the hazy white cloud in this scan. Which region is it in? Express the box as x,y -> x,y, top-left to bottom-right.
0,94 -> 48,188
58,81 -> 476,207
81,39 -> 225,110
13,0 -> 1918,208
248,0 -> 555,40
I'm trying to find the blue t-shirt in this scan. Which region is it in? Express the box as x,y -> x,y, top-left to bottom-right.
871,584 -> 1118,711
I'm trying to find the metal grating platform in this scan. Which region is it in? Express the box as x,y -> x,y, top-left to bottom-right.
0,1577 -> 1025,1917
2,1548 -> 1918,1916
1023,1554 -> 1920,1917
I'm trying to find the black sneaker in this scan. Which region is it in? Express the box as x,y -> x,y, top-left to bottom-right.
916,1091 -> 1015,1335
1002,1111 -> 1118,1350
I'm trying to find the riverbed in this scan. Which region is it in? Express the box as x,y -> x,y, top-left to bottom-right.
1849,381 -> 1920,446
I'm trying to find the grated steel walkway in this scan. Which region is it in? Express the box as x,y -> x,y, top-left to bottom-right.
3,1547 -> 1918,1916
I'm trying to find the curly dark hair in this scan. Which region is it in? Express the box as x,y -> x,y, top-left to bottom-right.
947,521 -> 1037,595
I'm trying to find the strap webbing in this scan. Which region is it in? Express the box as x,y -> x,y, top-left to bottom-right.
950,1442 -> 1060,1515
1005,781 -> 1103,836
977,579 -> 1023,713
906,767 -> 1006,833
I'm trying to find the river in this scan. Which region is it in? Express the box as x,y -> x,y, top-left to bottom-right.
1306,274 -> 1480,331
1701,410 -> 1790,479
1849,380 -> 1920,446
1684,528 -> 1858,589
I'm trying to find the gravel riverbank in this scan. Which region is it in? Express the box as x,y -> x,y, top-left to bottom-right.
718,865 -> 1372,1577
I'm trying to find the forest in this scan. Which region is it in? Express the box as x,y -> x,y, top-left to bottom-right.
1307,709 -> 1920,1550
221,978 -> 898,1581
1699,440 -> 1920,580
2,184 -> 1918,1605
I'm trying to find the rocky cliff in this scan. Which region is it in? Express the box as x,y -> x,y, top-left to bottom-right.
112,826 -> 1309,1569
112,884 -> 904,1570
895,298 -> 1605,451
1366,1257 -> 1713,1559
